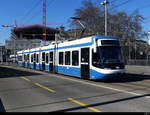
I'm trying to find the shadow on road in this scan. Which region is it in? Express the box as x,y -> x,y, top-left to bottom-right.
96,73 -> 150,83
52,93 -> 150,112
0,99 -> 6,112
0,66 -> 42,78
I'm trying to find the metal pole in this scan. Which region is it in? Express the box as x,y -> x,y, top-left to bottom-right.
105,2 -> 107,36
14,39 -> 16,63
101,0 -> 109,36
54,33 -> 58,73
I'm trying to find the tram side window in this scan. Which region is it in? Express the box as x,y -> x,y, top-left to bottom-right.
59,52 -> 64,65
46,53 -> 48,64
65,51 -> 70,65
42,52 -> 45,61
25,55 -> 28,62
92,49 -> 102,68
23,55 -> 25,61
31,54 -> 34,63
34,53 -> 36,62
27,54 -> 29,61
18,56 -> 22,61
72,51 -> 79,66
81,48 -> 89,62
49,52 -> 53,61
24,55 -> 27,62
36,54 -> 39,63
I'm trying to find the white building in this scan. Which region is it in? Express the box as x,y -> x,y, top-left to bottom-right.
5,39 -> 41,55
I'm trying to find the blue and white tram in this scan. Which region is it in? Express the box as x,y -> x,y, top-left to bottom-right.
17,35 -> 125,80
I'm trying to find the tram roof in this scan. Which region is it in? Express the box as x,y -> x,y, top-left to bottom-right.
12,24 -> 60,41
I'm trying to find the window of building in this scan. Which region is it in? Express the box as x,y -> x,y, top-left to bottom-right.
16,44 -> 18,49
59,52 -> 64,65
26,44 -> 29,48
72,51 -> 79,66
65,51 -> 70,65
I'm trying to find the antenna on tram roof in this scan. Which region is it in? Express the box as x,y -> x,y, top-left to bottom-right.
70,17 -> 86,39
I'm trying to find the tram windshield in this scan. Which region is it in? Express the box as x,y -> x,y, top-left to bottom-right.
92,46 -> 124,69
99,46 -> 123,63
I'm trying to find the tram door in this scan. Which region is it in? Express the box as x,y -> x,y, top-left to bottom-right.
81,47 -> 90,79
49,52 -> 53,72
33,53 -> 36,69
23,54 -> 25,67
27,54 -> 30,68
42,52 -> 45,70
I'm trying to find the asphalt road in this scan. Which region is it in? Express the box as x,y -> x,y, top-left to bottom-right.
0,65 -> 150,112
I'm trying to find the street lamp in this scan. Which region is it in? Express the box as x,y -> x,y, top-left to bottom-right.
101,0 -> 109,36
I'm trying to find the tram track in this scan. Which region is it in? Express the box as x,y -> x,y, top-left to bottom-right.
98,79 -> 150,94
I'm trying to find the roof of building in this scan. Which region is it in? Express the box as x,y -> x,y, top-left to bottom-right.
12,24 -> 60,41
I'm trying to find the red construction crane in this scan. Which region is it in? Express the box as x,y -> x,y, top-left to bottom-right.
2,0 -> 63,46
43,0 -> 47,46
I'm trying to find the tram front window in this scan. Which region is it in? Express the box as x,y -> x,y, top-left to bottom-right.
92,46 -> 124,69
100,46 -> 123,63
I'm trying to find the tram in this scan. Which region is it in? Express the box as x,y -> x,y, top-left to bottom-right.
17,35 -> 125,79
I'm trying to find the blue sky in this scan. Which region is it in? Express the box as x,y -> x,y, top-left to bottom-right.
0,0 -> 150,45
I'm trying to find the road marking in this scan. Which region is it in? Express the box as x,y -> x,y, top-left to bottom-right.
51,74 -> 150,99
21,77 -> 30,82
68,98 -> 101,112
35,83 -> 55,93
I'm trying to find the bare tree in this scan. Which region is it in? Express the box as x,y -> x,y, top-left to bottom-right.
69,0 -> 146,62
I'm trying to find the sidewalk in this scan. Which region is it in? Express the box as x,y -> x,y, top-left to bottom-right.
1,63 -> 150,76
0,62 -> 18,67
126,65 -> 150,76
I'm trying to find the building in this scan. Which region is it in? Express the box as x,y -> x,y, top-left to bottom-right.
0,46 -> 6,63
5,24 -> 61,57
5,39 -> 41,55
